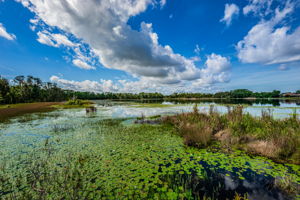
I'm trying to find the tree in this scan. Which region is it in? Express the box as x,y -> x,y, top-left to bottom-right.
296,90 -> 300,94
230,89 -> 253,98
14,75 -> 25,86
0,94 -> 3,103
0,76 -> 10,103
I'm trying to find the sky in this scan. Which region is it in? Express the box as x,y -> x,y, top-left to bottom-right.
0,0 -> 300,94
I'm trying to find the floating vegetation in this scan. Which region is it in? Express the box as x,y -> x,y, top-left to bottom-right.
50,124 -> 76,133
0,101 -> 300,199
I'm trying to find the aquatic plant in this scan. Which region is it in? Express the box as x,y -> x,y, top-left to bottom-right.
1,103 -> 300,199
66,99 -> 89,106
163,105 -> 300,164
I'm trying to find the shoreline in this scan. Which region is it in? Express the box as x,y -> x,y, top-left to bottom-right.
0,102 -> 63,121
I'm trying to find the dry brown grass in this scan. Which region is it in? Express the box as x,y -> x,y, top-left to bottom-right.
0,102 -> 62,121
163,104 -> 300,163
181,123 -> 212,148
247,140 -> 279,158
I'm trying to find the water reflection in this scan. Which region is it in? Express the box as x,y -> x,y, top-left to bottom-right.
111,98 -> 300,107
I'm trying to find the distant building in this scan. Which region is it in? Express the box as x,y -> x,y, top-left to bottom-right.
282,93 -> 300,97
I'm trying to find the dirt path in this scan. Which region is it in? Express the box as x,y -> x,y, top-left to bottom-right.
0,102 -> 63,121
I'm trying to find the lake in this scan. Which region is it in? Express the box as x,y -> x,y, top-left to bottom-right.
0,99 -> 299,199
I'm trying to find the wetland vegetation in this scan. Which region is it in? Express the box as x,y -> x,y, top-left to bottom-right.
0,100 -> 299,199
1,75 -> 299,105
163,105 -> 300,164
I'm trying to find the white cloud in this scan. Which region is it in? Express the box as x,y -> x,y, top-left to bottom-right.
37,31 -> 55,46
220,4 -> 239,26
237,1 -> 300,65
160,0 -> 166,8
194,44 -> 201,55
17,0 -> 203,83
243,0 -> 274,16
72,59 -> 95,70
0,23 -> 16,40
50,75 -> 117,92
278,64 -> 289,71
50,75 -> 221,94
50,54 -> 230,94
37,31 -> 76,47
18,0 -> 231,90
51,33 -> 76,47
193,54 -> 231,87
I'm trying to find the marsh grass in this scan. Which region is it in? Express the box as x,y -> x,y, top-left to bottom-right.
1,115 -> 299,199
51,99 -> 94,109
0,121 -> 197,199
163,105 -> 300,164
51,124 -> 75,133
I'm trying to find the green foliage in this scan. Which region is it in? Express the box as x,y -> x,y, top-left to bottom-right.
66,99 -> 85,106
230,89 -> 253,98
0,75 -> 67,104
0,75 -> 297,106
1,118 -> 299,199
164,105 -> 300,162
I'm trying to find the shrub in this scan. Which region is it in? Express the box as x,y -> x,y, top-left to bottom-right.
181,123 -> 212,148
66,99 -> 84,106
163,105 -> 300,162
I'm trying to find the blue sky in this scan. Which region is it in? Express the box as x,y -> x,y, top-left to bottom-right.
0,0 -> 300,93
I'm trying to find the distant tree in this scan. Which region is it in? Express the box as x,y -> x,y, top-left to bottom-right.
0,76 -> 10,103
14,75 -> 25,86
296,90 -> 300,94
27,75 -> 34,85
270,90 -> 281,98
230,89 -> 253,98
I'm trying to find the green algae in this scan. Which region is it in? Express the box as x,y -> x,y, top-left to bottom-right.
1,100 -> 300,199
1,119 -> 299,199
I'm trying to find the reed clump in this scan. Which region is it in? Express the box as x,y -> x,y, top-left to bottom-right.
162,105 -> 300,163
66,99 -> 86,106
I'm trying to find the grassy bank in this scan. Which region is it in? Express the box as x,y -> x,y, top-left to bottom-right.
0,102 -> 63,121
51,99 -> 94,109
0,100 -> 95,121
162,105 -> 300,164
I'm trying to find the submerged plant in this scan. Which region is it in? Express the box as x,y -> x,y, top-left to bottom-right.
1,104 -> 300,199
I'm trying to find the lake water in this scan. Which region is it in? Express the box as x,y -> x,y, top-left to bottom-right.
0,99 -> 299,199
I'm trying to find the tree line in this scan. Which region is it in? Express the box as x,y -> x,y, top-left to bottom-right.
0,75 -> 68,104
0,75 -> 299,104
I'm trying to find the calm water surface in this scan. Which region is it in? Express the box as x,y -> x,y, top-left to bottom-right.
0,99 -> 299,199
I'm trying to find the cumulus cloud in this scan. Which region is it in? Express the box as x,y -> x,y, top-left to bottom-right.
37,31 -> 76,47
17,0 -> 231,90
194,44 -> 201,55
50,75 -> 117,92
0,23 -> 16,40
220,4 -> 239,26
278,64 -> 289,71
72,59 -> 95,70
193,54 -> 231,87
16,0 -> 205,82
160,0 -> 166,8
243,0 -> 274,16
237,1 -> 300,65
50,53 -> 230,94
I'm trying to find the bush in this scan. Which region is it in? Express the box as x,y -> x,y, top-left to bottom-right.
66,99 -> 84,106
163,105 -> 300,163
181,123 -> 212,148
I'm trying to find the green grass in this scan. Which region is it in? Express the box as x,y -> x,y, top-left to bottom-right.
0,102 -> 36,109
131,103 -> 179,108
1,117 -> 299,199
52,99 -> 94,109
163,105 -> 300,164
